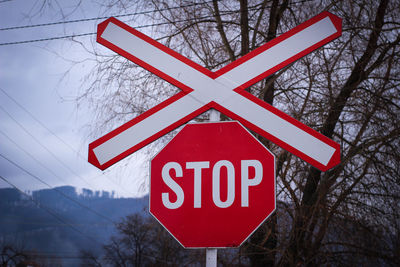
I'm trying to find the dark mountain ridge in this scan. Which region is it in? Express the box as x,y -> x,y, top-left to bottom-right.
0,186 -> 148,266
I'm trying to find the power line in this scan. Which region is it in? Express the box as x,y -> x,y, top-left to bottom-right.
0,128 -> 124,200
0,152 -> 115,224
0,1 -> 215,31
0,105 -> 94,188
0,1 -> 305,47
0,32 -> 94,46
19,253 -> 95,260
0,87 -> 131,195
0,127 -> 129,203
0,174 -> 103,246
0,9 -> 243,46
0,87 -> 81,160
0,128 -> 75,186
0,220 -> 113,226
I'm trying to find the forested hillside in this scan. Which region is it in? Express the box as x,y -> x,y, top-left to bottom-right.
0,186 -> 148,266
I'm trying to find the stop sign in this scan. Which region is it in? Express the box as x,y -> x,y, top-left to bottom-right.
150,121 -> 275,248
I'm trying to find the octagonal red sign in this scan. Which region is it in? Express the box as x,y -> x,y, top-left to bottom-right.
150,121 -> 275,248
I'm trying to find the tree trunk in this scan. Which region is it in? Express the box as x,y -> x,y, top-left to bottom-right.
280,0 -> 390,265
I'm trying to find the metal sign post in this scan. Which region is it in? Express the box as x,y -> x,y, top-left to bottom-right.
207,109 -> 219,266
206,248 -> 217,267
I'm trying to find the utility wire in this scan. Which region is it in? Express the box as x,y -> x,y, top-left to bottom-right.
0,220 -> 113,226
0,0 -> 305,46
0,1 -> 216,31
0,87 -> 81,160
0,105 -> 93,188
0,128 -> 124,200
0,152 -> 115,224
0,8 -> 245,46
0,128 -> 129,202
0,32 -> 94,46
18,253 -> 95,260
0,173 -> 104,245
20,251 -> 93,259
0,1 -> 215,31
0,87 -> 131,195
0,128 -> 76,186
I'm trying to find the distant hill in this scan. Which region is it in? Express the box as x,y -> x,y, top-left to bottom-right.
0,186 -> 148,266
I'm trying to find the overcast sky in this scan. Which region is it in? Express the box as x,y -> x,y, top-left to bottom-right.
0,0 -> 148,197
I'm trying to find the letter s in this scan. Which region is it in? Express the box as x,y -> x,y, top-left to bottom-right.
161,162 -> 184,209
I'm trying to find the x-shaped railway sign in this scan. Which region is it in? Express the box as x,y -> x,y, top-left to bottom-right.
88,11 -> 341,171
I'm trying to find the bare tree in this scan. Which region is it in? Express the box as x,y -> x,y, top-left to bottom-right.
76,0 -> 400,266
86,214 -> 205,266
103,214 -> 153,266
0,242 -> 43,267
1,244 -> 28,267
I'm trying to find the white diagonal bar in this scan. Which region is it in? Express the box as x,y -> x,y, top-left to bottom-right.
221,93 -> 336,165
216,16 -> 338,87
102,16 -> 338,94
101,22 -> 231,103
93,94 -> 203,165
93,14 -> 340,167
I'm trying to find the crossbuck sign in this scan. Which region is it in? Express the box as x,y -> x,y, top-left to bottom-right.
88,11 -> 341,171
